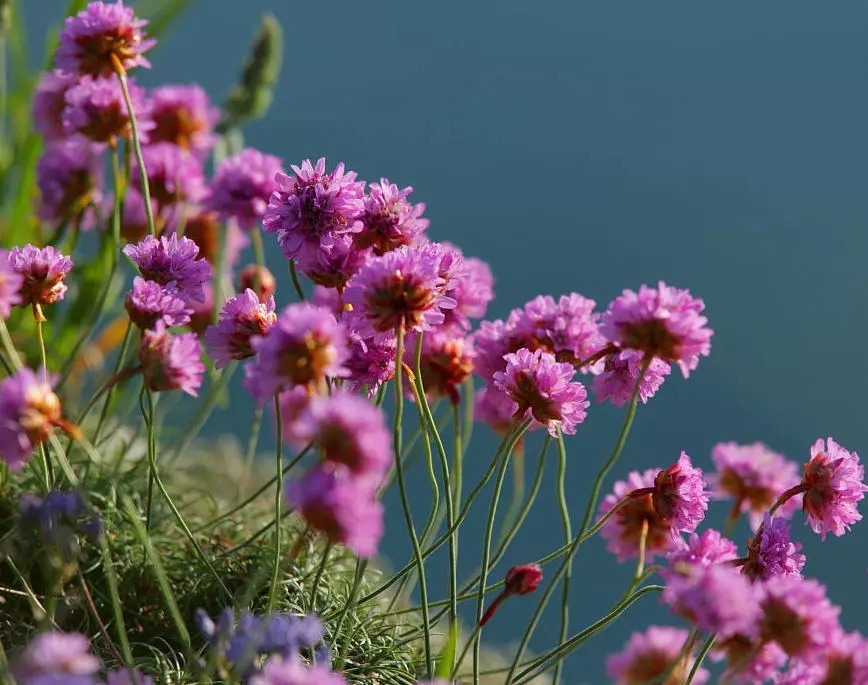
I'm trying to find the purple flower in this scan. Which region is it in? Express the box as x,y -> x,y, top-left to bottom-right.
441,253 -> 494,332
123,234 -> 212,304
772,660 -> 826,685
343,329 -> 396,396
8,245 -> 74,313
139,322 -> 204,396
759,576 -> 841,662
474,384 -> 518,434
244,303 -> 349,400
125,277 -> 192,330
204,289 -> 277,368
286,464 -> 383,558
33,71 -> 77,141
14,632 -> 100,682
131,143 -> 206,206
311,285 -> 344,315
355,178 -> 429,255
263,157 -> 365,270
807,631 -> 868,685
471,317 -> 515,381
405,330 -> 475,404
493,348 -> 589,437
592,349 -> 671,407
651,452 -> 709,535
713,638 -> 788,684
605,626 -> 709,685
0,367 -> 61,470
0,250 -> 24,318
148,84 -> 218,156
20,490 -> 103,554
206,148 -> 284,230
249,658 -> 347,685
601,281 -> 713,376
743,514 -> 805,581
37,139 -> 103,229
711,442 -> 802,530
63,75 -> 152,143
801,437 -> 866,540
664,528 -> 739,575
299,235 -> 372,289
105,669 -> 154,685
343,245 -> 456,335
56,1 -> 154,77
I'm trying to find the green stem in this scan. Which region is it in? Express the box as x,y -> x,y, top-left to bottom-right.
0,318 -> 21,369
553,433 -> 572,685
267,393 -> 284,612
92,321 -> 133,445
100,537 -> 134,665
453,623 -> 483,680
333,558 -> 368,666
686,635 -> 716,684
36,319 -> 47,370
242,403 -> 264,482
289,259 -> 306,301
309,541 -> 333,611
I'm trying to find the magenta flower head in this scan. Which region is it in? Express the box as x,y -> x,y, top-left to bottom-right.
601,281 -> 713,376
13,631 -> 101,682
759,576 -> 841,662
711,442 -> 802,530
803,631 -> 868,685
480,563 -> 543,627
37,139 -> 103,230
0,251 -> 23,318
139,322 -> 204,396
651,451 -> 709,535
300,235 -> 372,289
8,245 -> 74,318
263,157 -> 365,268
149,84 -> 219,155
286,464 -> 383,558
664,528 -> 739,576
63,75 -> 152,143
0,367 -> 61,471
474,384 -> 519,434
492,348 -> 589,437
33,70 -> 77,141
244,303 -> 349,400
123,234 -> 212,304
204,289 -> 277,369
441,253 -> 495,332
343,244 -> 456,336
132,143 -> 206,206
106,669 -> 154,685
801,437 -> 866,540
239,264 -> 277,304
56,1 -> 154,77
606,626 -> 709,685
249,657 -> 348,685
355,178 -> 429,255
344,329 -> 397,396
406,330 -> 475,404
743,514 -> 805,581
205,148 -> 283,230
714,639 -> 788,684
593,349 -> 671,407
125,277 -> 192,330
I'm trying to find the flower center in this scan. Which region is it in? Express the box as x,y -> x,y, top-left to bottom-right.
621,318 -> 680,360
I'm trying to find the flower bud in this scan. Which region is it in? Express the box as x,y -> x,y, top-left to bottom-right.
504,563 -> 543,596
238,264 -> 276,303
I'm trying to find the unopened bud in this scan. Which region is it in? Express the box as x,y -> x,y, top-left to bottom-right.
238,264 -> 276,303
504,563 -> 543,596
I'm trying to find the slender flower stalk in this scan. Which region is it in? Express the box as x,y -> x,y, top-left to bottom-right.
553,432 -> 572,685
267,393 -> 283,612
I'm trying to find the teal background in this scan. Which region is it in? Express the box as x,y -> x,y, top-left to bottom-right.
23,1 -> 868,681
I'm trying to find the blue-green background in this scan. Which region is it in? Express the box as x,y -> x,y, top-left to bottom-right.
24,1 -> 868,681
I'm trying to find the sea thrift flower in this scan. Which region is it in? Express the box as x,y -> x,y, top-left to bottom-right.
63,75 -> 152,142
125,277 -> 192,329
492,348 -> 589,436
343,245 -> 456,335
606,626 -> 709,685
139,322 -> 205,396
148,84 -> 218,155
441,254 -> 494,332
406,331 -> 474,403
651,452 -> 709,535
286,464 -> 383,558
244,303 -> 349,400
474,384 -> 518,434
206,148 -> 284,229
805,631 -> 868,685
299,236 -> 371,289
8,245 -> 73,319
601,281 -> 713,376
249,658 -> 347,685
204,289 -> 277,368
123,234 -> 212,303
593,349 -> 671,407
120,188 -> 161,242
355,178 -> 429,254
344,330 -> 396,396
0,368 -> 61,470
712,442 -> 802,529
742,514 -> 805,581
33,70 -> 77,141
56,1 -> 154,77
311,285 -> 344,316
263,157 -> 365,269
131,143 -> 206,205
759,576 -> 840,661
14,632 -> 101,682
480,563 -> 543,626
664,528 -> 738,575
37,139 -> 103,229
106,669 -> 154,685
714,638 -> 788,684
239,264 -> 277,303
801,437 -> 865,539
0,251 -> 23,317
471,318 -> 515,381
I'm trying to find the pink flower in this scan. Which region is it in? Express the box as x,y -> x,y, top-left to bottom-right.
33,70 -> 77,141
123,234 -> 212,304
206,148 -> 284,230
148,84 -> 218,156
742,514 -> 805,581
343,329 -> 396,397
0,368 -> 61,471
13,631 -> 100,680
355,178 -> 429,255
651,452 -> 709,535
204,290 -> 277,368
8,245 -> 74,313
474,384 -> 518,434
592,349 -> 671,407
713,638 -> 788,684
131,143 -> 206,206
663,528 -> 738,576
405,330 -> 474,404
606,626 -> 709,685
801,437 -> 866,540
139,322 -> 205,396
37,139 -> 103,230
441,253 -> 494,332
63,75 -> 152,143
125,277 -> 192,330
0,251 -> 24,318
249,657 -> 347,685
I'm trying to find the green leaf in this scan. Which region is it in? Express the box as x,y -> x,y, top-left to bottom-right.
435,622 -> 460,679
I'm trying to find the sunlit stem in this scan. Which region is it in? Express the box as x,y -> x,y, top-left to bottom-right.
267,393 -> 284,612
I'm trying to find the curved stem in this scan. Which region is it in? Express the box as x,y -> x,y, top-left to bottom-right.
309,541 -> 333,612
686,635 -> 716,685
267,393 -> 284,612
289,260 -> 306,301
553,432 -> 572,685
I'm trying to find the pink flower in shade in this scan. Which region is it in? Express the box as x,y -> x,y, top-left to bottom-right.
276,386 -> 313,445
33,70 -> 77,141
742,514 -> 805,581
249,657 -> 347,685
299,235 -> 372,289
311,285 -> 344,316
37,139 -> 104,229
343,330 -> 396,397
663,528 -> 738,579
441,253 -> 494,333
474,384 -> 518,434
493,348 -> 588,437
0,251 -> 24,318
801,437 -> 866,540
772,660 -> 826,685
711,442 -> 802,530
106,669 -> 154,685
139,322 -> 205,396
125,277 -> 192,330
263,158 -> 365,269
244,304 -> 349,400
598,469 -> 678,563
355,178 -> 429,255
471,317 -> 517,381
791,631 -> 868,685
206,148 -> 284,230
405,331 -> 475,404
343,245 -> 456,336
204,289 -> 277,369
286,464 -> 383,558
8,245 -> 74,312
239,265 -> 278,304
0,368 -> 61,471
662,563 -> 762,639
651,452 -> 709,535
13,631 -> 101,680
131,143 -> 206,206
713,638 -> 788,684
593,349 -> 671,407
601,281 -> 713,376
56,1 -> 155,77
418,240 -> 463,295
63,75 -> 153,143
148,84 -> 219,156
606,626 -> 709,685
123,234 -> 212,304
